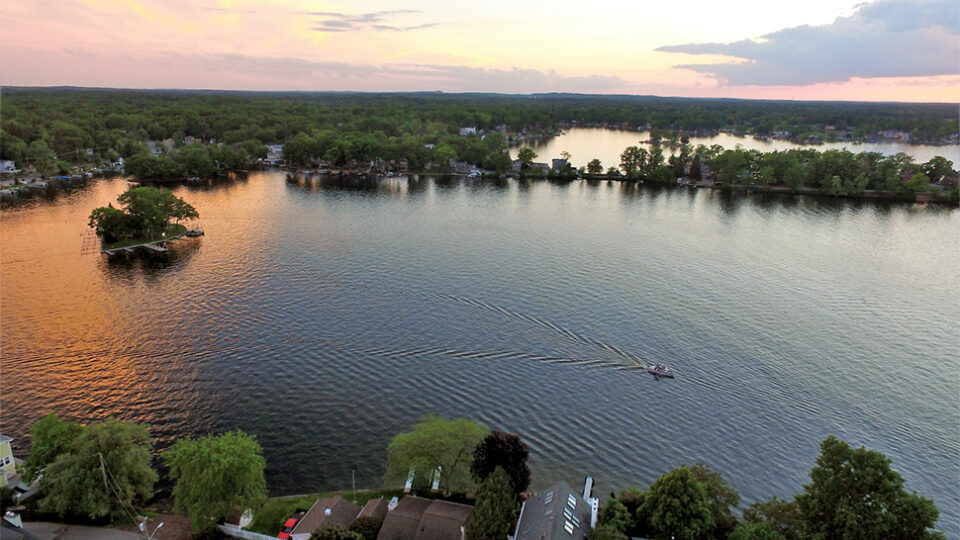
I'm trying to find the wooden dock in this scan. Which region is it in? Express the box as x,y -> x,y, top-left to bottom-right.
101,230 -> 189,255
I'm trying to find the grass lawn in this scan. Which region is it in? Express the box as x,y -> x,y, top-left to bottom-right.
247,489 -> 405,535
102,223 -> 188,251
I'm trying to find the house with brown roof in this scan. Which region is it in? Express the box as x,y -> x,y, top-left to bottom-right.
358,497 -> 389,523
290,495 -> 361,540
376,496 -> 472,540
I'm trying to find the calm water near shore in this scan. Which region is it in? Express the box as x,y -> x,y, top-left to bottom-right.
2,172 -> 957,535
512,127 -> 960,169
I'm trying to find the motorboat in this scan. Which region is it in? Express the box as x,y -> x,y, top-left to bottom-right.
647,363 -> 675,378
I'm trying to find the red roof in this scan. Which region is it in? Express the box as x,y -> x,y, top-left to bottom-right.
284,518 -> 297,528
278,533 -> 290,539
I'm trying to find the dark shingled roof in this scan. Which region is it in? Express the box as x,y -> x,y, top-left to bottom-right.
291,495 -> 361,537
414,499 -> 472,540
513,482 -> 592,540
358,497 -> 389,523
376,496 -> 473,540
376,496 -> 433,540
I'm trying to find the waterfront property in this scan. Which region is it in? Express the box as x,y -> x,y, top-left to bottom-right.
376,496 -> 473,540
289,495 -> 361,540
512,479 -> 598,540
0,435 -> 17,489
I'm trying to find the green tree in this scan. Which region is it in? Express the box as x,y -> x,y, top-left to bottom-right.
619,146 -> 648,178
689,462 -> 739,539
309,525 -> 363,540
163,430 -> 267,534
586,158 -> 603,175
795,436 -> 940,540
384,416 -> 489,494
22,413 -> 83,482
517,147 -> 537,169
597,498 -> 631,535
89,186 -> 198,242
466,467 -> 516,540
348,517 -> 383,540
471,430 -> 530,496
743,497 -> 801,540
641,466 -> 713,540
37,418 -> 157,521
921,156 -> 954,182
728,522 -> 784,540
589,522 -> 628,540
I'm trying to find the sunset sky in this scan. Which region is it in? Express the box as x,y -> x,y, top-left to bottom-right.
1,0 -> 957,102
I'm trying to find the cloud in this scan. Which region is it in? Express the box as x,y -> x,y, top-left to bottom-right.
656,0 -> 959,86
0,47 -> 627,94
302,9 -> 436,33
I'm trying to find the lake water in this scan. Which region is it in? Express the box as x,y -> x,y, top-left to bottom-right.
511,127 -> 960,170
2,173 -> 957,536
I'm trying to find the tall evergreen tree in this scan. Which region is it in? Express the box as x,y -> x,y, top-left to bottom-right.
466,467 -> 516,540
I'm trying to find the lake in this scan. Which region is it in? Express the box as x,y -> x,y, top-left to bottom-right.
511,127 -> 960,170
2,173 -> 957,536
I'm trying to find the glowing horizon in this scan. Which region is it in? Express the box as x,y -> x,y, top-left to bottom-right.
1,0 -> 957,103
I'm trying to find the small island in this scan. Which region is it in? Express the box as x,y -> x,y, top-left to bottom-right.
88,186 -> 200,255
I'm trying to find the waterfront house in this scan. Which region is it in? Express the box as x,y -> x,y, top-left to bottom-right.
0,160 -> 19,175
510,479 -> 598,540
290,495 -> 361,540
358,497 -> 389,522
0,435 -> 17,488
551,158 -> 568,172
376,496 -> 473,540
459,127 -> 477,137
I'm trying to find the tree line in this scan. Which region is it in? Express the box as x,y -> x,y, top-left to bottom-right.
1,89 -> 956,176
4,413 -> 945,540
567,141 -> 957,202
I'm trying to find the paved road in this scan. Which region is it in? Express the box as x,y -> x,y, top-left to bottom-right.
21,522 -> 144,540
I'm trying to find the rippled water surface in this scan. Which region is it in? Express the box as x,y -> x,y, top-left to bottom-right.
2,173 -> 958,535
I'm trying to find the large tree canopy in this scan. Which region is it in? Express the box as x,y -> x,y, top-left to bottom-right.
22,413 -> 84,482
89,186 -> 198,242
470,430 -> 531,496
795,436 -> 940,540
36,418 -> 157,521
163,430 -> 268,533
384,416 -> 489,494
640,466 -> 714,540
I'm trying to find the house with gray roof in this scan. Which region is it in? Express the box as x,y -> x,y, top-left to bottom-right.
511,480 -> 596,540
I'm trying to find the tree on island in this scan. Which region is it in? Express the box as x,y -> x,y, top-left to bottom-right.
88,186 -> 198,244
466,466 -> 516,540
795,436 -> 940,540
163,430 -> 267,534
586,158 -> 604,175
470,430 -> 531,497
384,416 -> 489,494
517,147 -> 537,169
35,418 -> 157,521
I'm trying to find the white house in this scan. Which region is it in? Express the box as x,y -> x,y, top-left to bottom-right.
459,127 -> 477,136
0,160 -> 19,175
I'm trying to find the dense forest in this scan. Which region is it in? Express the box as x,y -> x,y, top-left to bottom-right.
1,88 -> 957,201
